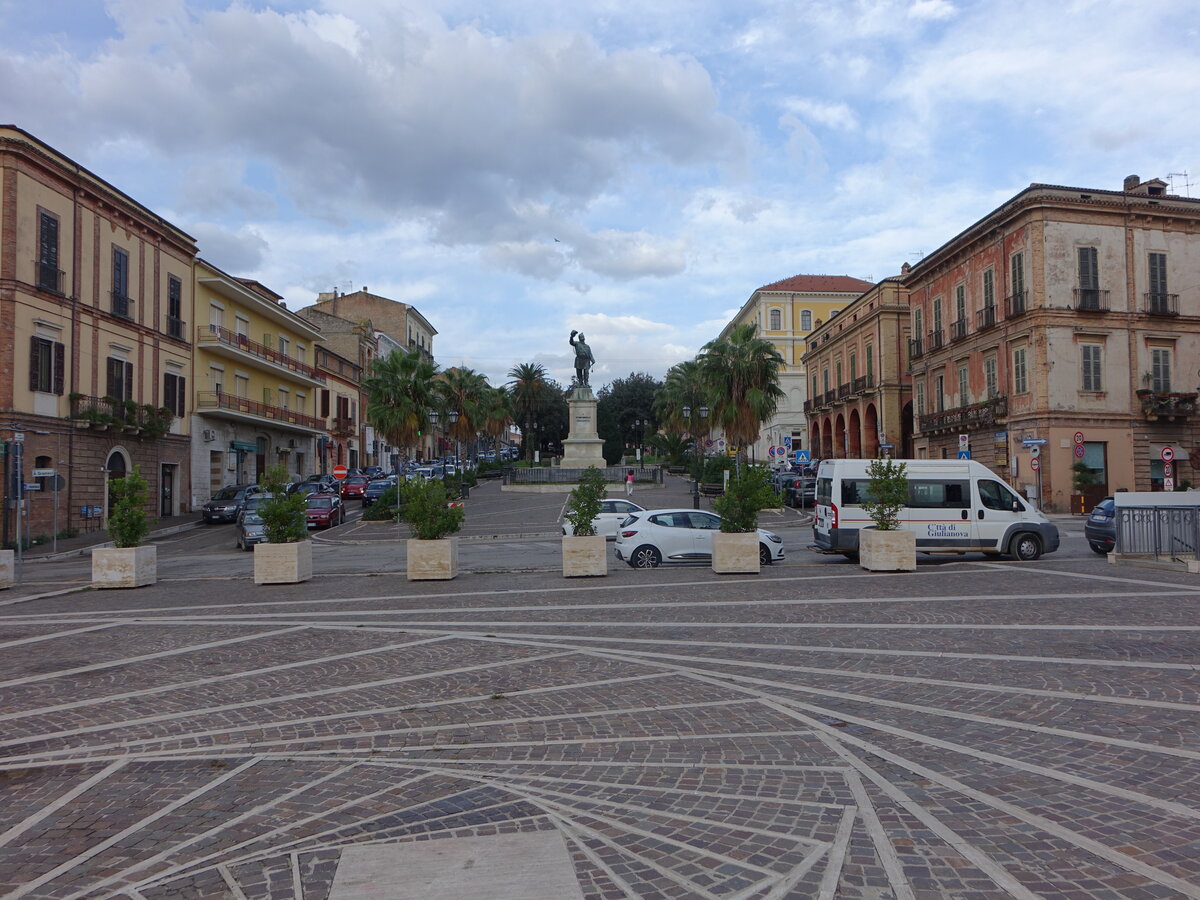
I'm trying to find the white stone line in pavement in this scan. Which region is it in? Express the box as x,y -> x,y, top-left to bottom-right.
309,798 -> 534,853
216,866 -> 248,900
0,759 -> 127,850
976,561 -> 1200,590
815,807 -> 856,900
81,763 -> 362,898
0,634 -> 457,725
0,649 -> 589,755
8,757 -> 261,900
0,585 -> 92,608
0,622 -> 119,650
840,768 -> 915,900
327,620 -> 1200,632
0,625 -> 308,690
736,844 -> 831,900
812,731 -> 1039,900
798,707 -> 1200,900
549,813 -> 642,900
290,851 -> 302,899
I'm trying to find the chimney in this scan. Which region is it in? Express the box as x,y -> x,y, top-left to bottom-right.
362,286 -> 368,294
1123,175 -> 1140,192
900,262 -> 912,275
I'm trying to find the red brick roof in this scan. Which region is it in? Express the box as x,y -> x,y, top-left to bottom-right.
756,274 -> 874,294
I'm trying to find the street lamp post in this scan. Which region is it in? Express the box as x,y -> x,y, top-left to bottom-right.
682,405 -> 709,509
448,410 -> 466,499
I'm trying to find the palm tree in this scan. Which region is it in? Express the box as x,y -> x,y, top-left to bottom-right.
479,384 -> 513,453
655,359 -> 710,432
507,362 -> 549,462
363,349 -> 439,461
436,367 -> 489,444
697,323 -> 784,469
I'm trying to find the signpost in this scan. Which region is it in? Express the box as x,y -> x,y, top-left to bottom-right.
1163,448 -> 1176,490
795,450 -> 811,464
1021,438 -> 1046,510
332,464 -> 348,480
1074,445 -> 1085,459
1161,446 -> 1175,463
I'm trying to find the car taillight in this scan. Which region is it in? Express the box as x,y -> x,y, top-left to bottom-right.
830,503 -> 838,529
620,530 -> 638,538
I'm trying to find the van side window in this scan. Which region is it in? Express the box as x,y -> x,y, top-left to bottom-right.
908,480 -> 969,509
979,480 -> 1020,511
816,478 -> 832,505
842,479 -> 874,505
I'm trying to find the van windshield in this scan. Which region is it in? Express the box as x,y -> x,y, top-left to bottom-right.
816,478 -> 833,506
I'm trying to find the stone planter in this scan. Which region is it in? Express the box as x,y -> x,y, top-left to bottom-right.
712,531 -> 760,574
0,549 -> 13,590
859,527 -> 916,572
92,545 -> 157,589
407,537 -> 458,581
254,541 -> 313,584
562,534 -> 607,577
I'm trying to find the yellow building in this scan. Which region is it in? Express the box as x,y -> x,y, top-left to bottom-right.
717,274 -> 873,461
190,260 -> 326,505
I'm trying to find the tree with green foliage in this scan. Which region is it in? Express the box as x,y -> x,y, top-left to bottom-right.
862,458 -> 908,531
596,372 -> 662,461
712,467 -> 776,533
107,466 -> 150,548
257,465 -> 309,543
364,349 -> 439,460
399,479 -> 465,540
697,323 -> 784,469
563,466 -> 608,537
508,362 -> 549,462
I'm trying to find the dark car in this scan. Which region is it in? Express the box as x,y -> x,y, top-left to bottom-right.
340,475 -> 370,499
1083,496 -> 1116,554
288,474 -> 338,495
362,476 -> 397,507
305,493 -> 345,529
201,484 -> 263,524
786,477 -> 816,509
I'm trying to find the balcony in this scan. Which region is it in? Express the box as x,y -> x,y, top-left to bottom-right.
166,316 -> 185,340
823,389 -> 838,406
1138,390 -> 1197,421
1004,290 -> 1028,318
1144,292 -> 1179,316
926,329 -> 944,352
69,395 -> 174,437
852,375 -> 874,394
975,305 -> 997,331
197,390 -> 324,432
1074,288 -> 1110,312
408,340 -> 434,364
919,395 -> 1008,435
908,337 -> 924,360
35,260 -> 64,293
837,382 -> 851,400
198,325 -> 326,384
332,416 -> 357,437
950,319 -> 968,341
111,292 -> 133,319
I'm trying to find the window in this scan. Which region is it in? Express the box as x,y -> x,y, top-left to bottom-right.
263,387 -> 274,405
163,372 -> 186,417
822,369 -> 829,393
955,284 -> 965,323
235,374 -> 249,398
850,352 -> 857,382
167,276 -> 183,338
296,345 -> 306,366
320,389 -> 331,417
209,365 -> 224,394
978,480 -> 1020,512
957,364 -> 969,405
932,297 -> 943,333
1011,252 -> 1025,296
210,304 -> 224,330
37,211 -> 60,291
1013,347 -> 1028,393
279,388 -> 289,411
1078,246 -> 1099,290
811,375 -> 818,399
984,356 -> 997,399
106,356 -> 133,400
800,310 -> 812,330
35,456 -> 53,492
1151,347 -> 1171,393
909,480 -> 969,509
112,247 -> 131,317
983,269 -> 995,309
835,361 -> 843,387
279,336 -> 289,357
865,344 -> 874,384
913,307 -> 923,336
235,315 -> 249,339
1149,252 -> 1169,312
29,337 -> 65,394
915,381 -> 926,417
768,308 -> 782,330
1081,344 -> 1103,391
934,374 -> 945,412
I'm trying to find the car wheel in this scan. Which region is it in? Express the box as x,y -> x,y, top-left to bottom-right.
759,543 -> 772,566
840,551 -> 859,561
1089,542 -> 1110,555
629,545 -> 661,568
1011,533 -> 1042,561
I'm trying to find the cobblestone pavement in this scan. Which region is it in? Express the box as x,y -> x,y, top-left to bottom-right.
1,548 -> 1198,897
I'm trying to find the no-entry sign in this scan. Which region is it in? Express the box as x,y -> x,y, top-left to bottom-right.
332,464 -> 349,480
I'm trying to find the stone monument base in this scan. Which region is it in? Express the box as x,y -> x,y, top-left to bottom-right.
560,385 -> 607,469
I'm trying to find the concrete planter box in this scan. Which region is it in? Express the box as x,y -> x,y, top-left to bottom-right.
859,527 -> 916,572
0,549 -> 13,590
254,541 -> 313,584
407,538 -> 459,581
562,534 -> 607,577
92,546 -> 157,589
712,531 -> 760,574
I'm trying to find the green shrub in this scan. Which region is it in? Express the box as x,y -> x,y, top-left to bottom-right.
563,466 -> 607,537
362,484 -> 405,521
399,479 -> 464,540
712,467 -> 775,533
107,466 -> 150,548
862,457 -> 908,531
257,465 -> 308,543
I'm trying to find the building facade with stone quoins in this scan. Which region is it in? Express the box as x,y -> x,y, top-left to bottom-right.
902,176 -> 1200,512
308,288 -> 436,365
801,277 -> 912,461
718,273 -> 874,461
1,125 -> 197,544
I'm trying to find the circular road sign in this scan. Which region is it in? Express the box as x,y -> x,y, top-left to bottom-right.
1030,457 -> 1041,471
1074,431 -> 1085,445
1074,444 -> 1086,459
332,464 -> 349,480
1161,446 -> 1175,462
1029,446 -> 1040,458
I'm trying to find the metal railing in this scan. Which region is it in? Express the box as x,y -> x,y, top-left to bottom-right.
926,329 -> 944,351
196,390 -> 324,430
908,337 -> 923,359
36,260 -> 64,292
504,466 -> 663,485
976,305 -> 997,331
332,416 -> 357,436
950,319 -> 968,341
1115,506 -> 1200,561
1144,292 -> 1179,315
111,291 -> 133,319
199,325 -> 326,382
1004,290 -> 1028,318
1074,288 -> 1110,311
166,316 -> 185,339
919,395 -> 1008,434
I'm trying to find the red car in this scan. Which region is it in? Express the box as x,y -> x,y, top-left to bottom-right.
305,493 -> 345,529
340,475 -> 370,499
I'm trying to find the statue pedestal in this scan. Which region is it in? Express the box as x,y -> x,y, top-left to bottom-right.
560,386 -> 607,469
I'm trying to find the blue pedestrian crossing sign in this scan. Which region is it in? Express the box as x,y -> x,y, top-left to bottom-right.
795,449 -> 811,463
957,450 -> 971,460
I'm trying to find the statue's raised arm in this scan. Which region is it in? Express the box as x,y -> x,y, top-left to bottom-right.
569,330 -> 595,387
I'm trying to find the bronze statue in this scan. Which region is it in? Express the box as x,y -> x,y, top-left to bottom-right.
570,330 -> 595,386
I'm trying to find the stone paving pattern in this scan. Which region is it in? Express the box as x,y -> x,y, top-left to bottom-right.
0,551 -> 1198,898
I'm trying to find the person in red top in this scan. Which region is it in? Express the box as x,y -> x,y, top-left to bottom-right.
625,469 -> 634,496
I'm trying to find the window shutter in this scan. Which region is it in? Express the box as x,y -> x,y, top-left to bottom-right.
29,337 -> 40,391
1149,253 -> 1168,294
321,390 -> 330,417
1078,247 -> 1099,289
106,358 -> 119,398
53,342 -> 65,394
177,376 -> 186,416
124,361 -> 134,400
164,374 -> 176,414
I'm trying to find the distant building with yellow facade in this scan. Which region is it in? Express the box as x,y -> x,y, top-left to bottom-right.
716,274 -> 873,462
189,260 -> 326,506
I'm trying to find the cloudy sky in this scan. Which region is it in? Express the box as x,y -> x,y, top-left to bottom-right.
3,0 -> 1198,388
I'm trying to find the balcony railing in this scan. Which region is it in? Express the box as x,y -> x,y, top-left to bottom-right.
909,337 -> 924,359
950,319 -> 967,341
332,416 -> 357,436
927,329 -> 944,352
919,395 -> 1008,434
408,340 -> 434,363
1138,390 -> 1197,421
111,292 -> 133,319
197,390 -> 324,430
166,316 -> 185,340
976,305 -> 997,331
823,389 -> 838,406
316,349 -> 363,381
1074,288 -> 1110,312
68,395 -> 174,435
1144,292 -> 1179,316
35,260 -> 64,293
837,382 -> 851,400
199,325 -> 326,383
852,374 -> 874,394
1004,290 -> 1028,318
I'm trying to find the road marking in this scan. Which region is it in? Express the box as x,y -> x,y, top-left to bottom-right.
0,759 -> 127,849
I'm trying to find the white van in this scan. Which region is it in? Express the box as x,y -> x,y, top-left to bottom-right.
812,458 -> 1059,560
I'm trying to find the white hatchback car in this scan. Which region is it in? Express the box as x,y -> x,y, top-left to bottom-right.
614,508 -> 785,568
562,499 -> 646,539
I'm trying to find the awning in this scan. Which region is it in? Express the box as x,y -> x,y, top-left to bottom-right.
230,440 -> 258,452
1149,443 -> 1189,460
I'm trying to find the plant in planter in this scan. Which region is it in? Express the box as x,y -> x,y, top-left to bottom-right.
140,405 -> 174,438
254,465 -> 312,584
858,457 -> 914,571
562,466 -> 608,577
710,467 -> 775,573
92,466 -> 156,588
400,478 -> 465,580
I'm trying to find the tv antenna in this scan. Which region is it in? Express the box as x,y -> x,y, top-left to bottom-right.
1167,172 -> 1193,197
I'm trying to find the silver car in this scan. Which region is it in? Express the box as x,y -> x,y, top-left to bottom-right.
235,511 -> 267,551
562,499 -> 646,539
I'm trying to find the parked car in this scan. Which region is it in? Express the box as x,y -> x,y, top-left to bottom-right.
362,476 -> 398,507
340,475 -> 370,499
614,508 -> 785,568
1083,496 -> 1116,554
305,493 -> 345,529
771,472 -> 803,498
289,474 -> 338,495
200,484 -> 263,524
237,492 -> 275,524
562,499 -> 646,539
786,478 -> 816,509
288,482 -> 330,501
362,465 -> 384,479
235,511 -> 267,551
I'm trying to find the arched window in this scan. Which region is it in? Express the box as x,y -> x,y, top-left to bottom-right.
800,310 -> 812,331
768,308 -> 782,330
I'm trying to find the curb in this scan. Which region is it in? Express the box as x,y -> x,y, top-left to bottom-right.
22,521 -> 203,563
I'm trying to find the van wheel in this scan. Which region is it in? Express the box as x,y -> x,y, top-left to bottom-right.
759,543 -> 772,566
629,545 -> 661,568
840,551 -> 859,562
1011,533 -> 1042,561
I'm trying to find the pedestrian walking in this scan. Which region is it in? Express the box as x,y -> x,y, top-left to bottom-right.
625,469 -> 635,496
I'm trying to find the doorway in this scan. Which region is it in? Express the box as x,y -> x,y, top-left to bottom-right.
160,464 -> 175,517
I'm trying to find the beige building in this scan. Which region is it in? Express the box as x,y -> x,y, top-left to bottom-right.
903,176 -> 1200,511
717,274 -> 873,461
308,288 -> 436,363
801,277 -> 912,459
1,125 -> 196,541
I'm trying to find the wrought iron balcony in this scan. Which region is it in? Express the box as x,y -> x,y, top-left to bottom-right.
1074,288 -> 1110,312
950,319 -> 967,341
837,382 -> 851,400
166,316 -> 185,340
926,329 -> 944,352
1004,290 -> 1028,318
852,375 -> 874,394
68,395 -> 174,436
199,325 -> 326,383
1138,390 -> 1197,421
918,395 -> 1008,435
332,416 -> 357,437
975,305 -> 997,331
908,337 -> 924,360
35,260 -> 64,293
197,390 -> 324,430
1144,292 -> 1179,316
111,292 -> 133,319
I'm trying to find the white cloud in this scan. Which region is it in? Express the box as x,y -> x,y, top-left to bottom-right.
782,98 -> 859,132
908,0 -> 958,21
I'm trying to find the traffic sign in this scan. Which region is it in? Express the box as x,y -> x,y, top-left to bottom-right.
796,450 -> 811,463
1030,457 -> 1040,471
1165,477 -> 1176,490
1074,445 -> 1086,459
1029,446 -> 1040,458
31,468 -> 56,478
1074,431 -> 1085,445
958,434 -> 969,448
783,436 -> 792,448
1164,462 -> 1174,478
957,450 -> 971,460
1161,446 -> 1175,462
332,464 -> 349,480
1022,438 -> 1048,446
768,446 -> 777,458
